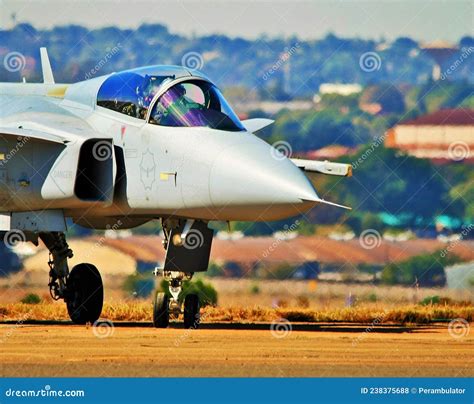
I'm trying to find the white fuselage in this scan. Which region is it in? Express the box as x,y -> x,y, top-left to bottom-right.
0,73 -> 318,229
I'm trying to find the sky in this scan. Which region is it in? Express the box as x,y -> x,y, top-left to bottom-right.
0,0 -> 472,42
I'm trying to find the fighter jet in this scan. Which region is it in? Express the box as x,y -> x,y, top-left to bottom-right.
0,48 -> 351,328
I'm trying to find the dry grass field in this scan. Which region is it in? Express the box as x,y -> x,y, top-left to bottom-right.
1,274 -> 473,323
1,301 -> 473,324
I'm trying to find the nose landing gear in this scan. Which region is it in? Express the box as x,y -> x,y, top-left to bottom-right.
152,270 -> 200,329
152,218 -> 213,329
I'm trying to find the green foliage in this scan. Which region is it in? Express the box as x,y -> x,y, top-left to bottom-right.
381,251 -> 463,287
419,296 -> 453,306
249,283 -> 261,295
438,164 -> 474,220
123,273 -> 155,298
20,293 -> 41,304
359,84 -> 405,114
207,262 -> 225,277
270,109 -> 370,151
419,295 -> 440,305
337,147 -> 447,220
367,293 -> 378,302
258,263 -> 296,280
419,81 -> 474,113
159,278 -> 218,307
360,212 -> 385,233
319,93 -> 360,110
232,218 -> 308,236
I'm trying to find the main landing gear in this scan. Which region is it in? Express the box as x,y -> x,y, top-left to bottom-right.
40,232 -> 103,324
153,270 -> 200,329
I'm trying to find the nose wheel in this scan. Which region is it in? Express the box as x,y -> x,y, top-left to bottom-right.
184,293 -> 200,329
153,292 -> 169,328
152,270 -> 200,329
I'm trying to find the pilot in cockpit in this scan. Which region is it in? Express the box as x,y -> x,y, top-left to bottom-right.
150,83 -> 203,126
136,76 -> 162,119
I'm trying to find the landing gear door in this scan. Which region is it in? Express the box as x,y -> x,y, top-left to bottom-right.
164,221 -> 214,272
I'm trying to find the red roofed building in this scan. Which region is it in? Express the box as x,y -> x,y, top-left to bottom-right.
385,109 -> 474,163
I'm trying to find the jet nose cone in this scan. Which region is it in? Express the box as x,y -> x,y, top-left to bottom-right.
209,139 -> 319,221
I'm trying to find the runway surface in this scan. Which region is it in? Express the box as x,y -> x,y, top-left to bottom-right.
0,323 -> 472,377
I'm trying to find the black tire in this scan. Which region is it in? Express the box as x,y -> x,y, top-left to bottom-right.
66,263 -> 103,324
153,292 -> 169,328
184,294 -> 200,329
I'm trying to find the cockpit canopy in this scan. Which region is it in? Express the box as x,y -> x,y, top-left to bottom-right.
97,66 -> 244,132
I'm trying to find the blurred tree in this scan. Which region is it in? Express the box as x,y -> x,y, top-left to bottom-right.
381,251 -> 462,287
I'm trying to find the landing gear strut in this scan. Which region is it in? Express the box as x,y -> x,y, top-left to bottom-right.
152,218 -> 213,329
39,232 -> 103,324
